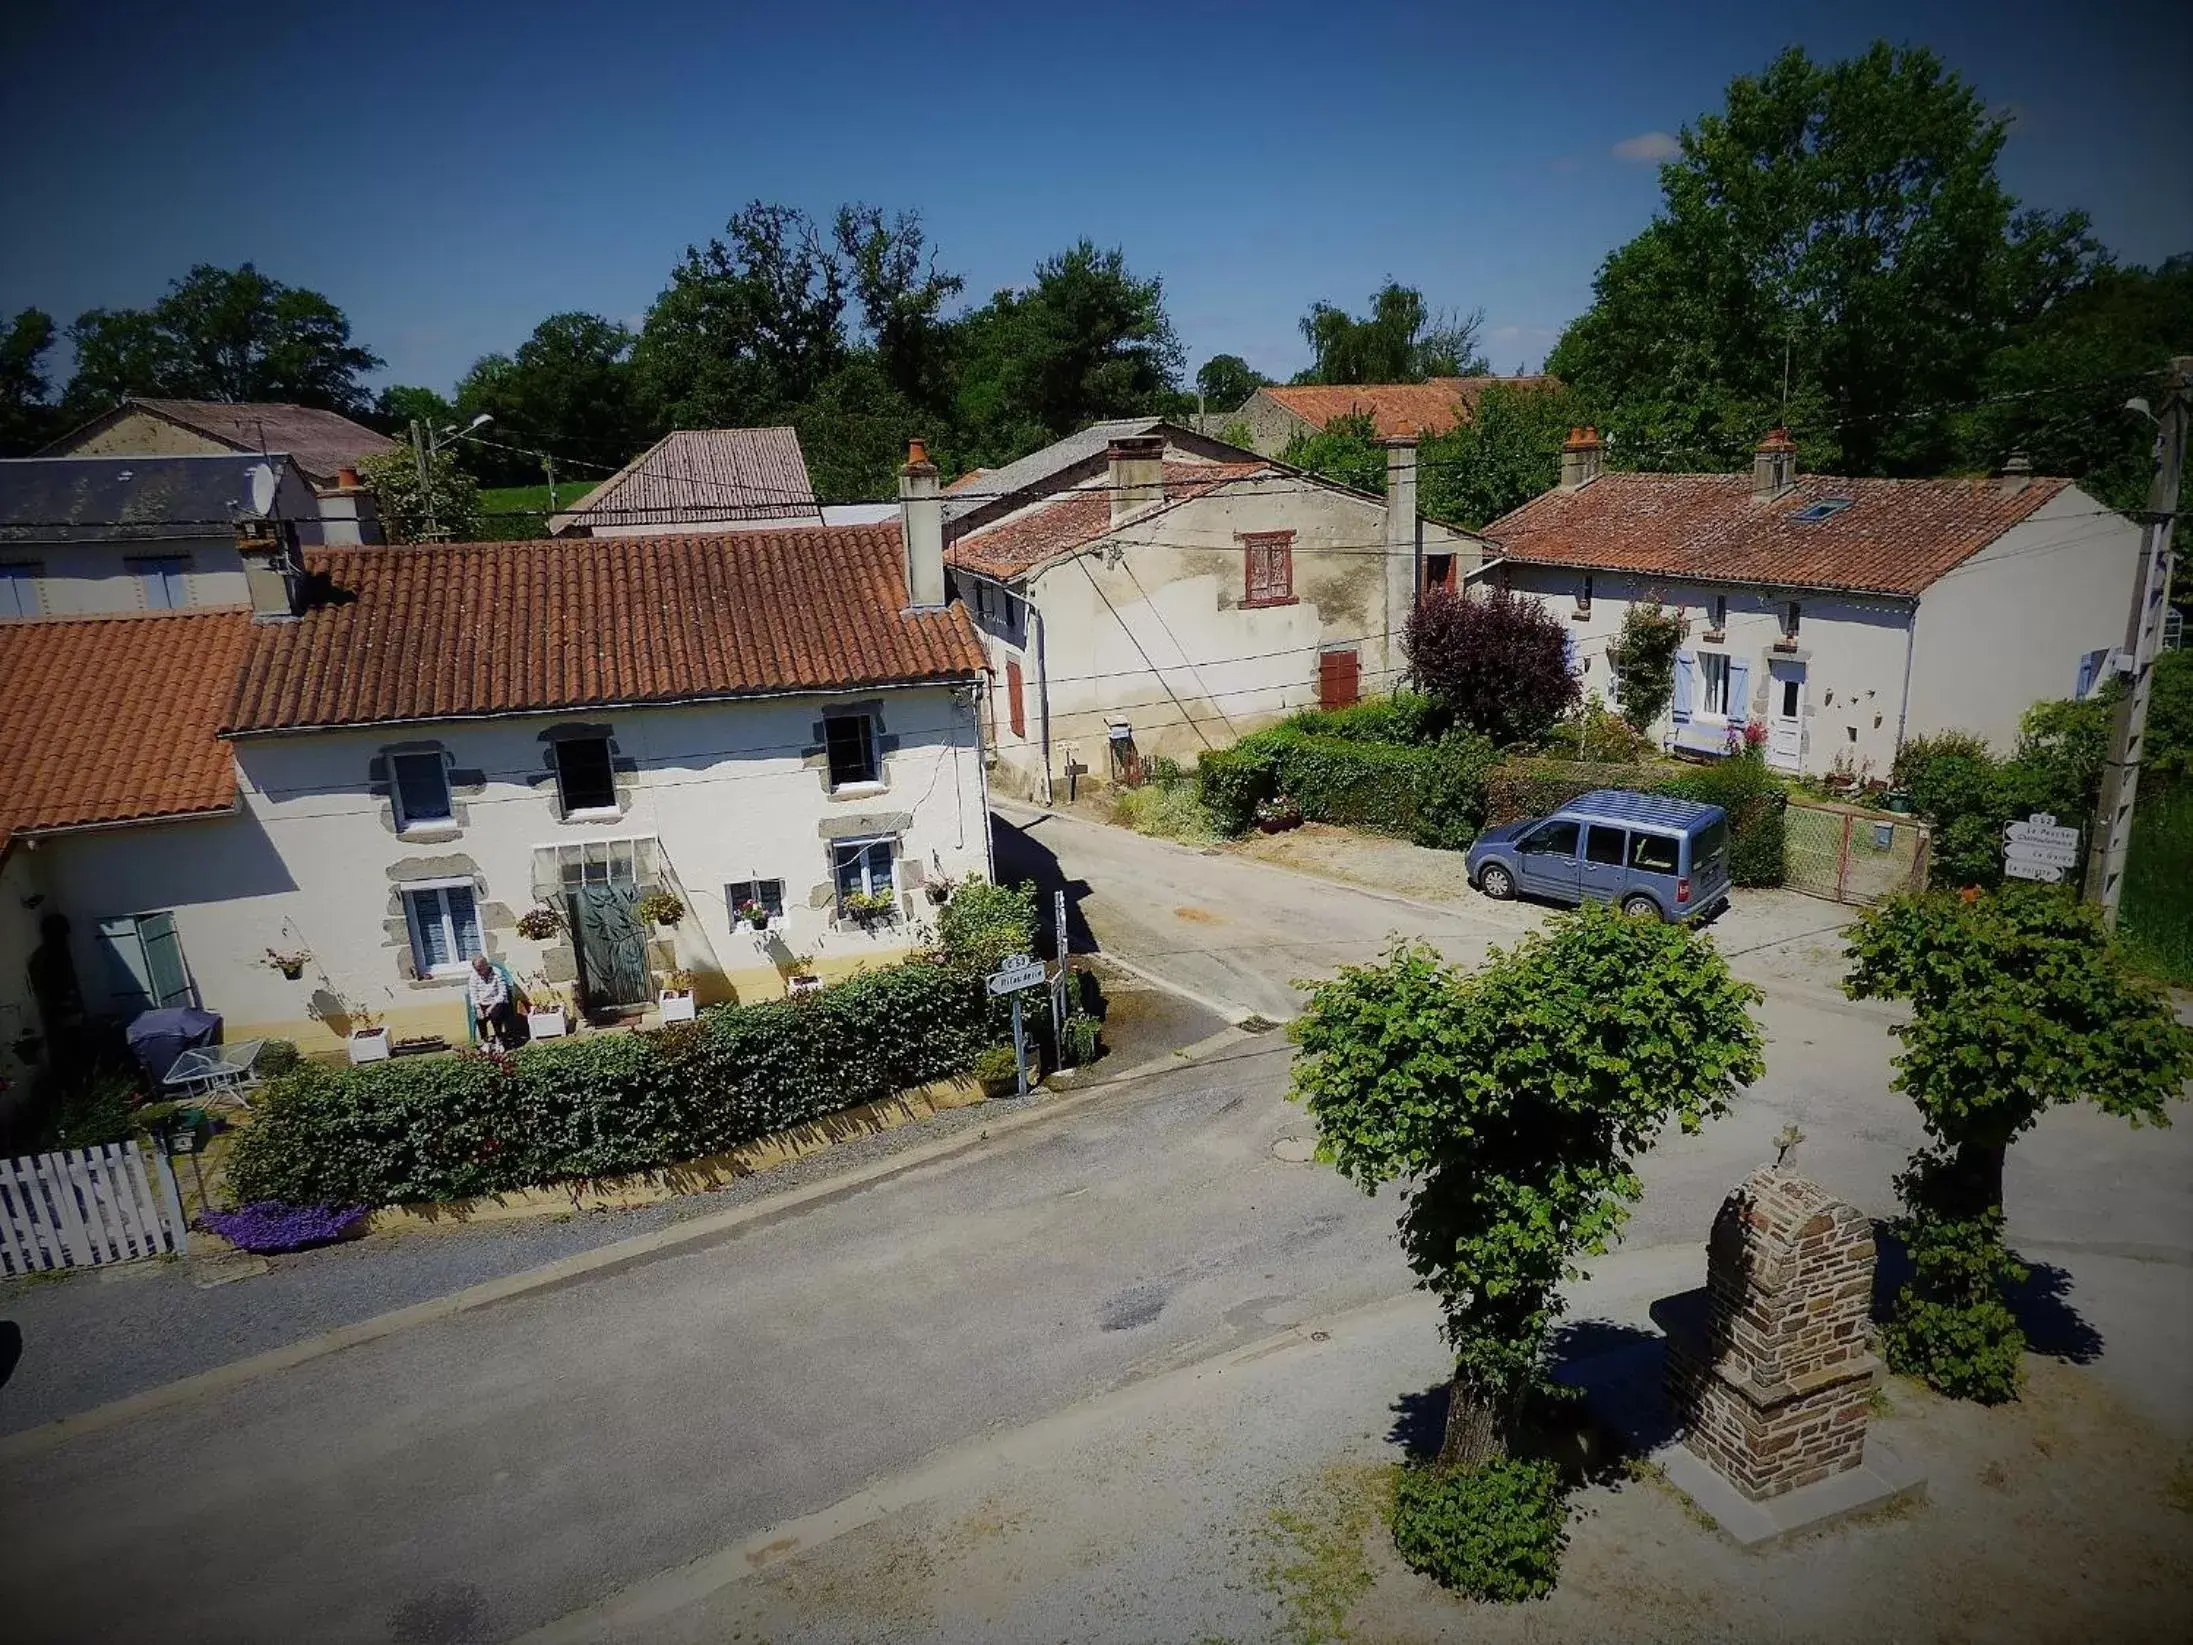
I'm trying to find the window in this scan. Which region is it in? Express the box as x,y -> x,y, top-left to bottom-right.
1782,601 -> 1801,640
727,878 -> 785,921
824,712 -> 879,788
1520,820 -> 1579,857
403,882 -> 482,976
0,562 -> 41,619
128,556 -> 190,609
554,737 -> 617,814
391,751 -> 453,828
1789,498 -> 1853,523
95,912 -> 193,1011
1709,594 -> 1727,633
832,838 -> 895,909
1699,652 -> 1732,718
1242,531 -> 1294,606
1424,553 -> 1454,593
1629,832 -> 1680,874
1585,826 -> 1627,866
1780,676 -> 1801,718
1576,574 -> 1593,615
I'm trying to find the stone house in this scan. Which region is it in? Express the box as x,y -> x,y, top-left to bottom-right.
942,424 -> 1485,800
1481,429 -> 2144,779
42,397 -> 397,487
0,487 -> 990,1079
0,453 -> 380,619
1215,375 -> 1554,456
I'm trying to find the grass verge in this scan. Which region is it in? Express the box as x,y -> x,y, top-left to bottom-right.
1111,780 -> 1217,844
1258,1460 -> 1398,1645
2120,783 -> 2191,988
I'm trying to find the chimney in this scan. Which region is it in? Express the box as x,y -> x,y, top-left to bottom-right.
314,465 -> 383,547
1384,428 -> 1419,554
1558,426 -> 1603,491
1997,451 -> 2033,496
1752,427 -> 1797,501
897,439 -> 945,609
235,517 -> 305,622
1107,434 -> 1165,525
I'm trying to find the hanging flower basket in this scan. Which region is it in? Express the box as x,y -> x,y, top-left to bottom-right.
635,890 -> 686,928
516,906 -> 564,942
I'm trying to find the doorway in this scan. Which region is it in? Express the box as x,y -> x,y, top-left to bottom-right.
1767,658 -> 1806,773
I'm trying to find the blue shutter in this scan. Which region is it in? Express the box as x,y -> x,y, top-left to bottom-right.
137,912 -> 193,1007
412,891 -> 451,970
1671,651 -> 1697,726
447,885 -> 481,959
96,916 -> 155,1013
1727,657 -> 1750,723
2075,649 -> 2105,701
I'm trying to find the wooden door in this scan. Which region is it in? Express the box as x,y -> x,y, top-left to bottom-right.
1317,648 -> 1360,709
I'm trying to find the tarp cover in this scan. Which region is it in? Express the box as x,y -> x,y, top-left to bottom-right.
126,1007 -> 222,1084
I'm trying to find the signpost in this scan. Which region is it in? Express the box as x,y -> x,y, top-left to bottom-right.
2004,813 -> 2080,884
1052,889 -> 1072,1065
986,952 -> 1047,1096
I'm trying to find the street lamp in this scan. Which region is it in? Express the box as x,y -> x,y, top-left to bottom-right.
409,414 -> 492,541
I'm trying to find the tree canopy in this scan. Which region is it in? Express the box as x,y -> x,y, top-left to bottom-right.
0,308 -> 58,455
1404,585 -> 1581,747
454,312 -> 642,484
1194,353 -> 1267,413
1297,282 -> 1487,385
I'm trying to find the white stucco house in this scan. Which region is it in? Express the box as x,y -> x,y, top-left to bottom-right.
1480,428 -> 2143,781
943,421 -> 1484,799
0,475 -> 991,1082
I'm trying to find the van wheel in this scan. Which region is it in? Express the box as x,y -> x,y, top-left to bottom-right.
1621,893 -> 1663,922
1479,863 -> 1516,901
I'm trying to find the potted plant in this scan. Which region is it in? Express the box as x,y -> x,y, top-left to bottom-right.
775,951 -> 820,996
736,898 -> 773,933
347,1006 -> 391,1065
657,967 -> 698,1023
971,1043 -> 1021,1099
525,975 -> 571,1039
635,890 -> 686,928
262,946 -> 311,981
516,904 -> 564,942
1254,794 -> 1303,834
924,870 -> 957,907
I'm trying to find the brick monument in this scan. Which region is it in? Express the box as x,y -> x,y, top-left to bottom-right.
1661,1166 -> 1881,1500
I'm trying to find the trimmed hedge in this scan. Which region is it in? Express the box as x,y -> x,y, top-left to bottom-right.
1198,722 -> 1497,849
1656,753 -> 1788,889
1482,759 -> 1666,826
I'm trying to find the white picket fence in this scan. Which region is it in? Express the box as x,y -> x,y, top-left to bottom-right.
0,1143 -> 190,1275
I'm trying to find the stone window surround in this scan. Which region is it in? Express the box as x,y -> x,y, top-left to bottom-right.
536,723 -> 639,824
366,741 -> 486,846
803,698 -> 904,800
807,810 -> 917,915
382,854 -> 515,990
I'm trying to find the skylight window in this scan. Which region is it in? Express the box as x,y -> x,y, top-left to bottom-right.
1789,498 -> 1854,523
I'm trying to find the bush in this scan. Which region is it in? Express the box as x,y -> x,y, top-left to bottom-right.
1285,690 -> 1445,746
1603,599 -> 1688,731
1415,729 -> 1500,850
1483,759 -> 1664,825
1882,1150 -> 2027,1403
1197,724 -> 1497,849
1404,585 -> 1581,747
226,955 -> 996,1207
2147,649 -> 2192,784
1111,781 -> 1216,843
1390,1459 -> 1569,1601
201,1201 -> 367,1255
34,1073 -> 140,1150
256,1039 -> 301,1077
1655,752 -> 1788,887
1196,739 -> 1282,836
970,1043 -> 1020,1087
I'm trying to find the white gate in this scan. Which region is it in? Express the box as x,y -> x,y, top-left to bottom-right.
0,1143 -> 190,1275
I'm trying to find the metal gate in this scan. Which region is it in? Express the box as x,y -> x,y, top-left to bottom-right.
1783,800 -> 1931,905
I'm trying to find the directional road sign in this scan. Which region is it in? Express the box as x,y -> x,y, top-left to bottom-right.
986,954 -> 1047,995
2003,860 -> 2064,884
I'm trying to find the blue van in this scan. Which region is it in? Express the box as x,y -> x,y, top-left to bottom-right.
1464,790 -> 1732,923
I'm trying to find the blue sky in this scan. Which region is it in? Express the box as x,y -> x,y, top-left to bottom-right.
3,0 -> 2186,396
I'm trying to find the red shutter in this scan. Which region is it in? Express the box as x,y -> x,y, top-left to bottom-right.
1243,532 -> 1294,605
1318,649 -> 1360,710
1006,659 -> 1026,738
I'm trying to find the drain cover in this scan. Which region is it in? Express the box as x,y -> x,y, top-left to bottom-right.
1271,1135 -> 1316,1164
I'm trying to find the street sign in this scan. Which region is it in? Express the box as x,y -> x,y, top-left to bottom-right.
2004,860 -> 2064,884
986,954 -> 1047,995
2003,813 -> 2080,877
2005,840 -> 2079,870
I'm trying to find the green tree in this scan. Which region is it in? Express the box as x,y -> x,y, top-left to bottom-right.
358,444 -> 480,543
372,384 -> 458,441
1419,379 -> 1581,527
1194,352 -> 1267,412
1549,43 -> 2100,475
64,263 -> 382,417
0,307 -> 58,453
1291,910 -> 1763,1465
456,312 -> 640,483
1604,599 -> 1689,730
1277,409 -> 1385,494
1844,887 -> 2193,1397
834,204 -> 964,413
1298,282 -> 1487,384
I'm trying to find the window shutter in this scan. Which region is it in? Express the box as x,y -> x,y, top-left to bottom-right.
446,886 -> 481,958
137,911 -> 193,1007
1726,657 -> 1749,724
1671,651 -> 1697,725
96,916 -> 155,1013
1006,659 -> 1026,738
2075,649 -> 2105,701
412,893 -> 451,970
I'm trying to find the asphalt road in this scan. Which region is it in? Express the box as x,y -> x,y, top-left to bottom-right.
3,811 -> 2185,1645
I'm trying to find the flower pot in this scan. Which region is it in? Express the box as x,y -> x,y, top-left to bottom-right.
658,989 -> 697,1023
276,962 -> 305,981
526,1007 -> 568,1040
348,1027 -> 392,1064
787,973 -> 822,997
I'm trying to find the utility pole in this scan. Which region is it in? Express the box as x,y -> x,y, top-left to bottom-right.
409,418 -> 439,543
2084,355 -> 2190,924
544,454 -> 558,516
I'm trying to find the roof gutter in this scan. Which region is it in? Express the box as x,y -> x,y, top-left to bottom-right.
1482,552 -> 1926,603
16,799 -> 241,842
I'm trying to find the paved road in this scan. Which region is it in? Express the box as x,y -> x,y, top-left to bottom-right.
3,811 -> 2185,1644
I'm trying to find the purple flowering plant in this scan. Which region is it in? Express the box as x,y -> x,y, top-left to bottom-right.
200,1201 -> 368,1254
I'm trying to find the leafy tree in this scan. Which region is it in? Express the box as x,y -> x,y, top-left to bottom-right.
1278,409 -> 1385,494
1845,887 -> 2193,1397
1280,383 -> 1580,528
372,384 -> 458,441
1297,282 -> 1487,384
1194,352 -> 1267,412
1548,43 -> 2101,475
64,263 -> 382,417
632,202 -> 850,432
1404,585 -> 1581,746
358,445 -> 479,543
793,355 -> 929,504
456,312 -> 640,483
0,307 -> 58,453
834,204 -> 963,413
1291,911 -> 1763,1467
1604,598 -> 1689,730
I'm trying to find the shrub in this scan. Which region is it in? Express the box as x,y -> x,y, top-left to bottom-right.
1198,725 -> 1496,849
34,1073 -> 140,1150
1389,1459 -> 1569,1601
201,1201 -> 368,1255
1482,759 -> 1663,825
2147,650 -> 2192,784
256,1038 -> 301,1077
226,956 -> 997,1207
1604,599 -> 1688,731
1285,690 -> 1444,746
1892,732 -> 2012,889
971,1044 -> 1020,1087
1111,781 -> 1216,843
1655,752 -> 1788,887
1404,585 -> 1581,747
1881,1150 -> 2027,1403
1415,729 -> 1500,850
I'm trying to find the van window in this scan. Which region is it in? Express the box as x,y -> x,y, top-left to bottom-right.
1584,826 -> 1626,866
1629,832 -> 1680,874
1695,818 -> 1729,867
1520,820 -> 1579,856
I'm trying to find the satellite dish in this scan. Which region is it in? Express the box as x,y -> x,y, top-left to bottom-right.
245,462 -> 278,518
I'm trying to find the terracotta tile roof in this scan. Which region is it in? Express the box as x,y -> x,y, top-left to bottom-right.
70,399 -> 395,484
1261,374 -> 1555,440
1482,472 -> 2076,597
224,525 -> 986,734
947,462 -> 1267,581
0,610 -> 251,847
552,428 -> 819,532
944,468 -> 991,493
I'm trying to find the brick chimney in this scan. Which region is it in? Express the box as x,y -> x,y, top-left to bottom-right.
314,465 -> 383,547
1558,426 -> 1603,491
235,517 -> 305,622
897,439 -> 945,609
1107,434 -> 1165,525
1752,427 -> 1797,501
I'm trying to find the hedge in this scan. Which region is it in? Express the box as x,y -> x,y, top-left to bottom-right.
228,881 -> 1045,1208
1197,723 -> 1496,849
